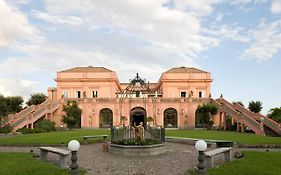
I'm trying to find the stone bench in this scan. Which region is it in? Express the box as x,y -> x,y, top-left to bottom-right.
204,147 -> 232,168
81,135 -> 108,144
208,140 -> 234,148
38,146 -> 70,168
165,137 -> 233,148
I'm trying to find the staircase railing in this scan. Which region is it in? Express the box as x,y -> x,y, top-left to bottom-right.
233,103 -> 281,135
255,113 -> 281,135
215,98 -> 263,135
10,99 -> 61,132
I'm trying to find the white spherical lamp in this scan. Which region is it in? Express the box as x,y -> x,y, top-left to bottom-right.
195,140 -> 207,151
68,140 -> 80,151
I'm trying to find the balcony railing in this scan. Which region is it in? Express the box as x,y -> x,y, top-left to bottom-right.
62,97 -> 211,104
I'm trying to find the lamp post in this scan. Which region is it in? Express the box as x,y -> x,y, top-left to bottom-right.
68,140 -> 80,175
195,140 -> 207,175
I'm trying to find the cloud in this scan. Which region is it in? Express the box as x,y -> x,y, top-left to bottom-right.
241,20 -> 281,61
0,0 -> 35,47
230,0 -> 265,5
172,0 -> 223,16
271,0 -> 281,14
0,78 -> 35,99
40,0 -> 219,57
31,10 -> 83,25
204,25 -> 250,42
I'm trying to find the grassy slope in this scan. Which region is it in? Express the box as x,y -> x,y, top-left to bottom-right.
0,152 -> 69,175
207,151 -> 281,175
165,130 -> 281,144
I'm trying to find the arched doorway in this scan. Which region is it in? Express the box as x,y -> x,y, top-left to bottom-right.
195,110 -> 210,128
164,108 -> 178,128
99,108 -> 113,128
130,107 -> 146,127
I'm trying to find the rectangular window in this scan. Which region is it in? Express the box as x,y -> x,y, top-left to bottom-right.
63,91 -> 69,98
92,91 -> 98,97
180,91 -> 187,97
199,91 -> 205,98
136,91 -> 140,97
76,91 -> 81,98
199,91 -> 202,98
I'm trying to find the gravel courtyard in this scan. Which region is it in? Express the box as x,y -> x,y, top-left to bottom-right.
0,142 -> 198,175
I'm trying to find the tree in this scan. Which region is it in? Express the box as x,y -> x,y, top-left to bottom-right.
0,95 -> 8,117
267,107 -> 281,123
0,95 -> 23,117
248,101 -> 262,113
5,96 -> 23,114
195,103 -> 218,128
26,93 -> 46,106
62,101 -> 81,129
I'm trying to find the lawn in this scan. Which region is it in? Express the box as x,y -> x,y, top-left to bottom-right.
166,130 -> 281,145
0,129 -> 110,145
0,129 -> 280,145
207,151 -> 281,175
0,152 -> 70,175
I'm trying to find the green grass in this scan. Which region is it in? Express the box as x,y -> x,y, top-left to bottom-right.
0,129 -> 280,145
0,152 -> 70,175
166,130 -> 281,145
0,129 -> 109,145
207,151 -> 281,175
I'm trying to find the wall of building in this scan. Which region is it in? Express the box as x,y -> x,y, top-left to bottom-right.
48,67 -> 213,129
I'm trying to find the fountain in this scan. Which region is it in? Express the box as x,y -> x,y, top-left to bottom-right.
110,124 -> 166,156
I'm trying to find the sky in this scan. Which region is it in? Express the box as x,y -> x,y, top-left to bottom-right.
0,0 -> 280,115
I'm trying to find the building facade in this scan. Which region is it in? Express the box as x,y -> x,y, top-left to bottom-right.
47,66 -> 212,128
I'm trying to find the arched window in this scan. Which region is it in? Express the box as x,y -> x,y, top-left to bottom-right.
164,108 -> 178,128
99,108 -> 113,128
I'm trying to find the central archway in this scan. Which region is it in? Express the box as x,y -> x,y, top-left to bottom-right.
130,107 -> 146,127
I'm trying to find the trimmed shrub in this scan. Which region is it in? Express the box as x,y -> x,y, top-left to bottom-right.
0,124 -> 13,133
17,128 -> 46,134
16,119 -> 55,134
113,139 -> 161,145
34,119 -> 55,132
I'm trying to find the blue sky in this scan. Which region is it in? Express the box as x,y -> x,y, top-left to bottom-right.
0,0 -> 281,114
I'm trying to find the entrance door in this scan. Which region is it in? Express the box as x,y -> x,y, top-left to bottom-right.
130,107 -> 146,127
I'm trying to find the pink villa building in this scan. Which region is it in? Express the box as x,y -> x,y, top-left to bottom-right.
2,66 -> 280,135
47,66 -> 213,129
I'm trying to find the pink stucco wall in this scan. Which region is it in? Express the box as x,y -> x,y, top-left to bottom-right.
48,67 -> 212,128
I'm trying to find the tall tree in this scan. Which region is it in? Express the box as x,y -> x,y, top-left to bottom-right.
248,101 -> 262,113
26,93 -> 46,106
62,101 -> 82,129
195,103 -> 218,128
267,107 -> 281,123
0,95 -> 8,117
